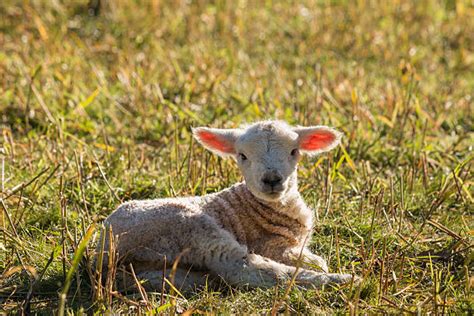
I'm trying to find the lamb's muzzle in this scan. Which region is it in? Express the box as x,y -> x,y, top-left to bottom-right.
98,120 -> 356,292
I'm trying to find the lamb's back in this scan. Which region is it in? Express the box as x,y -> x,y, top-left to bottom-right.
105,196 -> 202,234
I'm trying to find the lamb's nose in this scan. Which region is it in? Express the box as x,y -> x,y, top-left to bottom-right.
262,171 -> 283,187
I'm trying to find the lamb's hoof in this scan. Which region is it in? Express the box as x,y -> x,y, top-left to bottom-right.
328,273 -> 357,284
329,273 -> 362,286
295,271 -> 360,289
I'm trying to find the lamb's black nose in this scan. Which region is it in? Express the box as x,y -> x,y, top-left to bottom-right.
262,171 -> 283,187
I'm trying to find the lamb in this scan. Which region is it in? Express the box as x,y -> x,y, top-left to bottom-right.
100,120 -> 355,292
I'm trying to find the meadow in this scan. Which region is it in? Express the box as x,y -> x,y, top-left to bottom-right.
0,0 -> 473,314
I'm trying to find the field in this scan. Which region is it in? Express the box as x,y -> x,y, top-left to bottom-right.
1,0 -> 473,314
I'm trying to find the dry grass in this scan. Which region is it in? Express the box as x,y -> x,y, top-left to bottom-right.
0,0 -> 473,314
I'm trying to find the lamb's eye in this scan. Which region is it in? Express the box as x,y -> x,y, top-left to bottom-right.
291,149 -> 298,156
239,153 -> 247,161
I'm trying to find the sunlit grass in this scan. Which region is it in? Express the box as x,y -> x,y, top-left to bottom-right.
0,0 -> 473,314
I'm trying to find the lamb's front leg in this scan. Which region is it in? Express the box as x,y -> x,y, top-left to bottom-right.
212,252 -> 351,289
199,235 -> 349,289
282,247 -> 329,273
186,215 -> 351,289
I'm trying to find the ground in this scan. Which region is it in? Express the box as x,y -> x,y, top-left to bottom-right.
0,0 -> 473,314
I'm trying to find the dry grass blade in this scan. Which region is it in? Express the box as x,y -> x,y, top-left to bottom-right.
271,234 -> 309,315
129,264 -> 151,310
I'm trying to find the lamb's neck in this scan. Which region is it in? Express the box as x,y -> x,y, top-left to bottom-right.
201,182 -> 314,248
252,182 -> 313,229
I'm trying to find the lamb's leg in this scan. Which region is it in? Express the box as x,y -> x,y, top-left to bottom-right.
281,248 -> 329,273
119,268 -> 213,293
140,269 -> 215,292
191,233 -> 350,288
185,217 -> 353,289
211,252 -> 352,289
301,249 -> 329,273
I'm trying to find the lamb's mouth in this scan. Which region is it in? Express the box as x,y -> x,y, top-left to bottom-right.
261,187 -> 285,198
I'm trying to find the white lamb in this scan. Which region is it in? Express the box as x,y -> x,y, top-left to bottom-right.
100,120 -> 355,291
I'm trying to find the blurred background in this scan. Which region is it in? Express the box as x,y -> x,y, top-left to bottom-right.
0,0 -> 473,314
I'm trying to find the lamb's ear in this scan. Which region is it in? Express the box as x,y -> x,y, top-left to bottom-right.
192,127 -> 241,157
294,126 -> 342,155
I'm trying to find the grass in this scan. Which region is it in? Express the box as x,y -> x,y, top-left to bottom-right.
0,0 -> 473,314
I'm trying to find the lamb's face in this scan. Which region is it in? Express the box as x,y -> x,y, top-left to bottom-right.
193,121 -> 341,202
233,123 -> 300,201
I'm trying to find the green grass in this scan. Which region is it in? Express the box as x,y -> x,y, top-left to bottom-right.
1,0 -> 473,314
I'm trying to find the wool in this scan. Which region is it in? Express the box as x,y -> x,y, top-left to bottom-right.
203,183 -> 306,250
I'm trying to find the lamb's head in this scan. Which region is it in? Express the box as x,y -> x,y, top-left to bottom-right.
193,121 -> 341,202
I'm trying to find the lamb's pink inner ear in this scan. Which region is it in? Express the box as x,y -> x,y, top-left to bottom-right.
300,130 -> 336,151
196,130 -> 235,153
